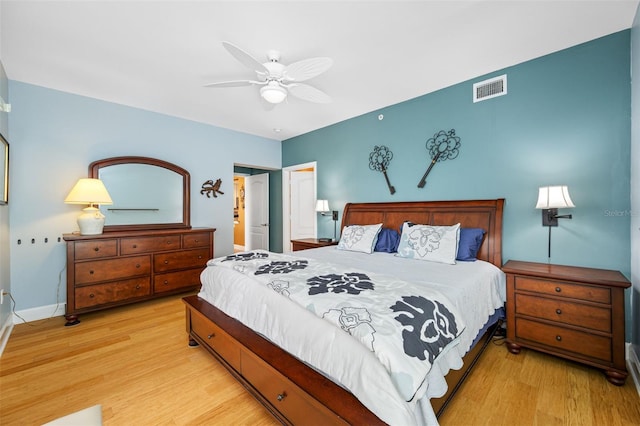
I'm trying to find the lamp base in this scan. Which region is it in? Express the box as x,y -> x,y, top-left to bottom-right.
77,206 -> 106,235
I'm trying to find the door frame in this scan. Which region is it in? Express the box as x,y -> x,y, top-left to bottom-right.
282,161 -> 317,253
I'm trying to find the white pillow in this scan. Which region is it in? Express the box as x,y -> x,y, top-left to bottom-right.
396,222 -> 461,264
337,223 -> 383,254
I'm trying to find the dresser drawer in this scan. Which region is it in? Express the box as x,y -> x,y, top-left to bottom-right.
154,268 -> 202,293
241,349 -> 347,425
74,239 -> 118,260
190,309 -> 241,371
74,277 -> 151,309
75,256 -> 151,285
120,235 -> 181,255
154,248 -> 209,272
183,232 -> 211,249
514,276 -> 610,304
515,318 -> 611,362
515,294 -> 611,333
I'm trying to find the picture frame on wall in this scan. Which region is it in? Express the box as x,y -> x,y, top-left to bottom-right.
0,132 -> 8,205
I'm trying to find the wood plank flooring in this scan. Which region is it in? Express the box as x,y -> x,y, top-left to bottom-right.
1,294 -> 638,425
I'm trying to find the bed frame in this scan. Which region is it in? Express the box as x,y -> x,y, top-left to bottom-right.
183,199 -> 504,425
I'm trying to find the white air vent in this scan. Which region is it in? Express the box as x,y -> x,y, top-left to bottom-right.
473,74 -> 507,103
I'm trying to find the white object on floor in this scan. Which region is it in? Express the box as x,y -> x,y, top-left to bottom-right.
42,404 -> 102,426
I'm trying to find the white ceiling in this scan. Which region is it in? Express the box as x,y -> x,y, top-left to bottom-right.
1,1 -> 638,141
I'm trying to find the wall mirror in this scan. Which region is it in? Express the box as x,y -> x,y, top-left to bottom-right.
89,156 -> 190,231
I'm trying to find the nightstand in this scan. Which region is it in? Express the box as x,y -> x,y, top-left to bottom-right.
502,260 -> 630,385
291,238 -> 338,251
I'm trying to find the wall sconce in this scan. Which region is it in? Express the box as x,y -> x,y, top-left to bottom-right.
535,185 -> 575,258
64,178 -> 113,235
316,199 -> 338,242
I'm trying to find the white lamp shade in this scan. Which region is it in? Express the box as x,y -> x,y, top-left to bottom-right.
64,178 -> 113,205
260,82 -> 287,104
536,185 -> 575,209
315,199 -> 330,212
65,178 -> 113,235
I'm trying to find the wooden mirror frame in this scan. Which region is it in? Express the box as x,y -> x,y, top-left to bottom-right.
89,156 -> 191,232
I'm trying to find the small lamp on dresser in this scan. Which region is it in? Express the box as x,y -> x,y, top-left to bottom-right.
64,178 -> 113,235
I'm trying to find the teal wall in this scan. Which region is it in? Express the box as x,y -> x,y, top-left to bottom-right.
283,31 -> 632,339
284,31 -> 631,277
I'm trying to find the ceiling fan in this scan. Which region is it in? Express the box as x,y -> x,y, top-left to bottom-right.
205,41 -> 333,105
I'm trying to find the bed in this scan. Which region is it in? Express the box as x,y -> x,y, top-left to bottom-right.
183,199 -> 505,425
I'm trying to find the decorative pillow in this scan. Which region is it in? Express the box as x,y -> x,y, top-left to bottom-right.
337,223 -> 383,254
457,228 -> 485,261
374,228 -> 400,253
396,222 -> 461,264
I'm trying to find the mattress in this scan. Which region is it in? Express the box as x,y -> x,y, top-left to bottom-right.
198,246 -> 506,425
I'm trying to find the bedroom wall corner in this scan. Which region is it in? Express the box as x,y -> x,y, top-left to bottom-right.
628,0 -> 640,391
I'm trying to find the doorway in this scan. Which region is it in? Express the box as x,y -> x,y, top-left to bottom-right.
234,166 -> 271,252
282,162 -> 317,253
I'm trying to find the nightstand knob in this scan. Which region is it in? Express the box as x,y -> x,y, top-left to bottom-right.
556,335 -> 562,341
276,392 -> 287,402
555,287 -> 562,293
556,309 -> 562,315
207,333 -> 215,339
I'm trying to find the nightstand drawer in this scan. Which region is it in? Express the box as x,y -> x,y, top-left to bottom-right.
515,294 -> 611,333
514,276 -> 610,304
515,318 -> 611,362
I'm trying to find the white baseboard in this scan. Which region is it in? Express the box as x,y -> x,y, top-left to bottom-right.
0,314 -> 14,357
628,343 -> 640,397
13,302 -> 66,325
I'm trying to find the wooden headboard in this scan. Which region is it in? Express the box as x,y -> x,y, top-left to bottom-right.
341,199 -> 505,267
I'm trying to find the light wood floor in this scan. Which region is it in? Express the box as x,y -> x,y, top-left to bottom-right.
1,294 -> 639,425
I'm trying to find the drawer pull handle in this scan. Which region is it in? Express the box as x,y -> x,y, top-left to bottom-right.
555,287 -> 562,293
556,335 -> 562,341
556,309 -> 562,315
89,270 -> 94,275
164,260 -> 169,264
136,285 -> 141,289
166,241 -> 172,245
164,280 -> 168,285
136,264 -> 141,268
94,247 -> 99,252
89,293 -> 95,298
132,244 -> 137,249
198,255 -> 202,259
276,392 -> 287,402
207,333 -> 215,339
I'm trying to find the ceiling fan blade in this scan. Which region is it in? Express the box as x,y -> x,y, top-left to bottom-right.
204,80 -> 263,88
287,83 -> 332,103
222,41 -> 269,76
283,57 -> 333,82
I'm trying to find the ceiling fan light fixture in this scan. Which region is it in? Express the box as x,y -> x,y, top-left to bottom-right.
260,82 -> 287,104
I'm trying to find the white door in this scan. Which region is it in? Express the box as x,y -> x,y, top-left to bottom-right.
245,173 -> 269,250
290,170 -> 316,240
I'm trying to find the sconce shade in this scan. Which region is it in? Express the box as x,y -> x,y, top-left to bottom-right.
260,82 -> 288,104
64,178 -> 113,205
65,178 -> 113,235
315,199 -> 330,213
535,185 -> 575,209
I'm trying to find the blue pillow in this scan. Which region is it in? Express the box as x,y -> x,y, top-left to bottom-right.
374,228 -> 400,253
457,228 -> 485,261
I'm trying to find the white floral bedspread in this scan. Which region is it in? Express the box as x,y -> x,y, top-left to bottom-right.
208,250 -> 466,401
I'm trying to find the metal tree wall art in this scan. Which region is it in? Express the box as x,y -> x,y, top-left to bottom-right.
417,129 -> 461,188
369,145 -> 396,195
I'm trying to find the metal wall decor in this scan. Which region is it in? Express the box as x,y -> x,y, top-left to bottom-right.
369,145 -> 396,195
417,129 -> 461,188
201,178 -> 224,198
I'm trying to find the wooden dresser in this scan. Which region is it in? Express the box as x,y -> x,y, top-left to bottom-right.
502,260 -> 630,385
64,228 -> 215,326
291,238 -> 338,251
